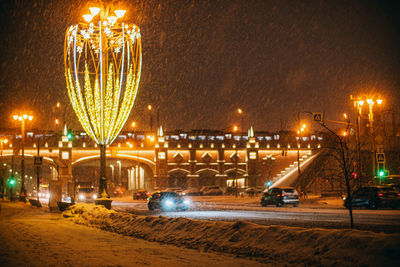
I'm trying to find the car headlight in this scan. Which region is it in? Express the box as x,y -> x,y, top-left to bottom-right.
183,199 -> 191,206
79,194 -> 85,200
165,199 -> 174,206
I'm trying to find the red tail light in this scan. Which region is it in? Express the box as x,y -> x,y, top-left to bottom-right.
397,193 -> 400,196
378,193 -> 383,196
281,193 -> 285,197
136,193 -> 140,196
146,192 -> 150,195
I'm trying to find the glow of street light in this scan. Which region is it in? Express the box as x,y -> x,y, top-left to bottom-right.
376,99 -> 383,105
237,108 -> 242,114
114,10 -> 126,18
148,105 -> 152,110
55,119 -> 59,125
83,14 -> 93,23
23,114 -> 28,120
56,102 -> 60,108
366,99 -> 373,105
107,16 -> 118,25
89,7 -> 101,16
18,116 -> 22,121
358,100 -> 364,106
28,116 -> 33,121
13,115 -> 18,120
343,113 -> 348,119
132,122 -> 136,127
233,125 -> 238,132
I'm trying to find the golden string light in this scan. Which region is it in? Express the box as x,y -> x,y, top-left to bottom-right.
64,7 -> 142,145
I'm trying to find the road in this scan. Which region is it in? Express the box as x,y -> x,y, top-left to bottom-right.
111,198 -> 400,233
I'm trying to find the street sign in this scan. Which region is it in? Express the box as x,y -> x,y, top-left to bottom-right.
376,153 -> 385,163
34,156 -> 43,166
313,112 -> 323,122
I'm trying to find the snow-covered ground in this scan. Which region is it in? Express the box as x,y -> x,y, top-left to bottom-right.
62,202 -> 400,266
0,202 -> 265,266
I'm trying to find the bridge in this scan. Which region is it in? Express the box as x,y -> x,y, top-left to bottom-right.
0,128 -> 323,195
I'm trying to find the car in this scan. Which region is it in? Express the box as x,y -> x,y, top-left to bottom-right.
260,187 -> 299,207
182,188 -> 203,196
245,187 -> 263,197
344,186 -> 400,209
133,190 -> 150,200
147,191 -> 191,211
200,185 -> 223,196
164,187 -> 184,195
76,187 -> 97,202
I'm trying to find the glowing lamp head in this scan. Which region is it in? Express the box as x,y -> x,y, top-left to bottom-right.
358,100 -> 364,106
114,10 -> 126,18
83,14 -> 93,23
366,99 -> 373,105
376,99 -> 383,105
237,108 -> 242,114
148,105 -> 152,110
23,114 -> 28,120
107,16 -> 118,25
3,139 -> 8,144
18,116 -> 22,121
13,115 -> 18,120
233,125 -> 238,132
343,113 -> 347,119
28,116 -> 33,121
89,7 -> 101,16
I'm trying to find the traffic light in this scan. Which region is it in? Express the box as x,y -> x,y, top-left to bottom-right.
378,169 -> 388,178
266,181 -> 271,187
8,177 -> 16,186
67,129 -> 73,140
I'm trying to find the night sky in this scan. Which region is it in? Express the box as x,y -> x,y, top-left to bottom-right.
0,0 -> 399,133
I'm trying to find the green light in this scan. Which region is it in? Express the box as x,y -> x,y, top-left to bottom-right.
9,179 -> 15,185
379,171 -> 384,177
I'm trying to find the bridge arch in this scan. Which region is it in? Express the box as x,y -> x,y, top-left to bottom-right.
196,168 -> 219,188
168,168 -> 190,189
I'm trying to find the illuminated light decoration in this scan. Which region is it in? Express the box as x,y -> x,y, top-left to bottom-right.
65,7 -> 142,198
65,14 -> 142,146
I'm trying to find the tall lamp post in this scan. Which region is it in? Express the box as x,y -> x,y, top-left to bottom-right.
65,5 -> 142,207
13,114 -> 33,202
350,95 -> 383,180
297,122 -> 306,196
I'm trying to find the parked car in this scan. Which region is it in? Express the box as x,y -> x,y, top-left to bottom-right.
344,186 -> 400,209
200,185 -> 223,196
133,190 -> 150,200
182,188 -> 203,196
245,187 -> 263,197
164,187 -> 184,195
260,187 -> 299,207
77,187 -> 97,202
147,191 -> 191,211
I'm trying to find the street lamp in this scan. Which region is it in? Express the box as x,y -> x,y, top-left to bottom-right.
297,121 -> 306,197
65,5 -> 142,202
237,108 -> 244,134
350,95 -> 383,181
13,113 -> 33,202
148,105 -> 153,131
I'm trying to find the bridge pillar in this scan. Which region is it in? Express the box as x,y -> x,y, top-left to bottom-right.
246,128 -> 260,188
49,133 -> 73,210
187,147 -> 199,189
216,147 -> 227,188
154,128 -> 168,189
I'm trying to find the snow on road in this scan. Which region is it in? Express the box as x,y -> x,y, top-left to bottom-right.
0,202 -> 264,267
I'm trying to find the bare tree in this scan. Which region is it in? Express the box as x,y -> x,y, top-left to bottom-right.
317,119 -> 357,228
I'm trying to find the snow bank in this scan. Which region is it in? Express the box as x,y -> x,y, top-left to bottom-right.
63,203 -> 400,266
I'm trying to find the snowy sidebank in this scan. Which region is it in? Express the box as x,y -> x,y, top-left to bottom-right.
63,203 -> 400,266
